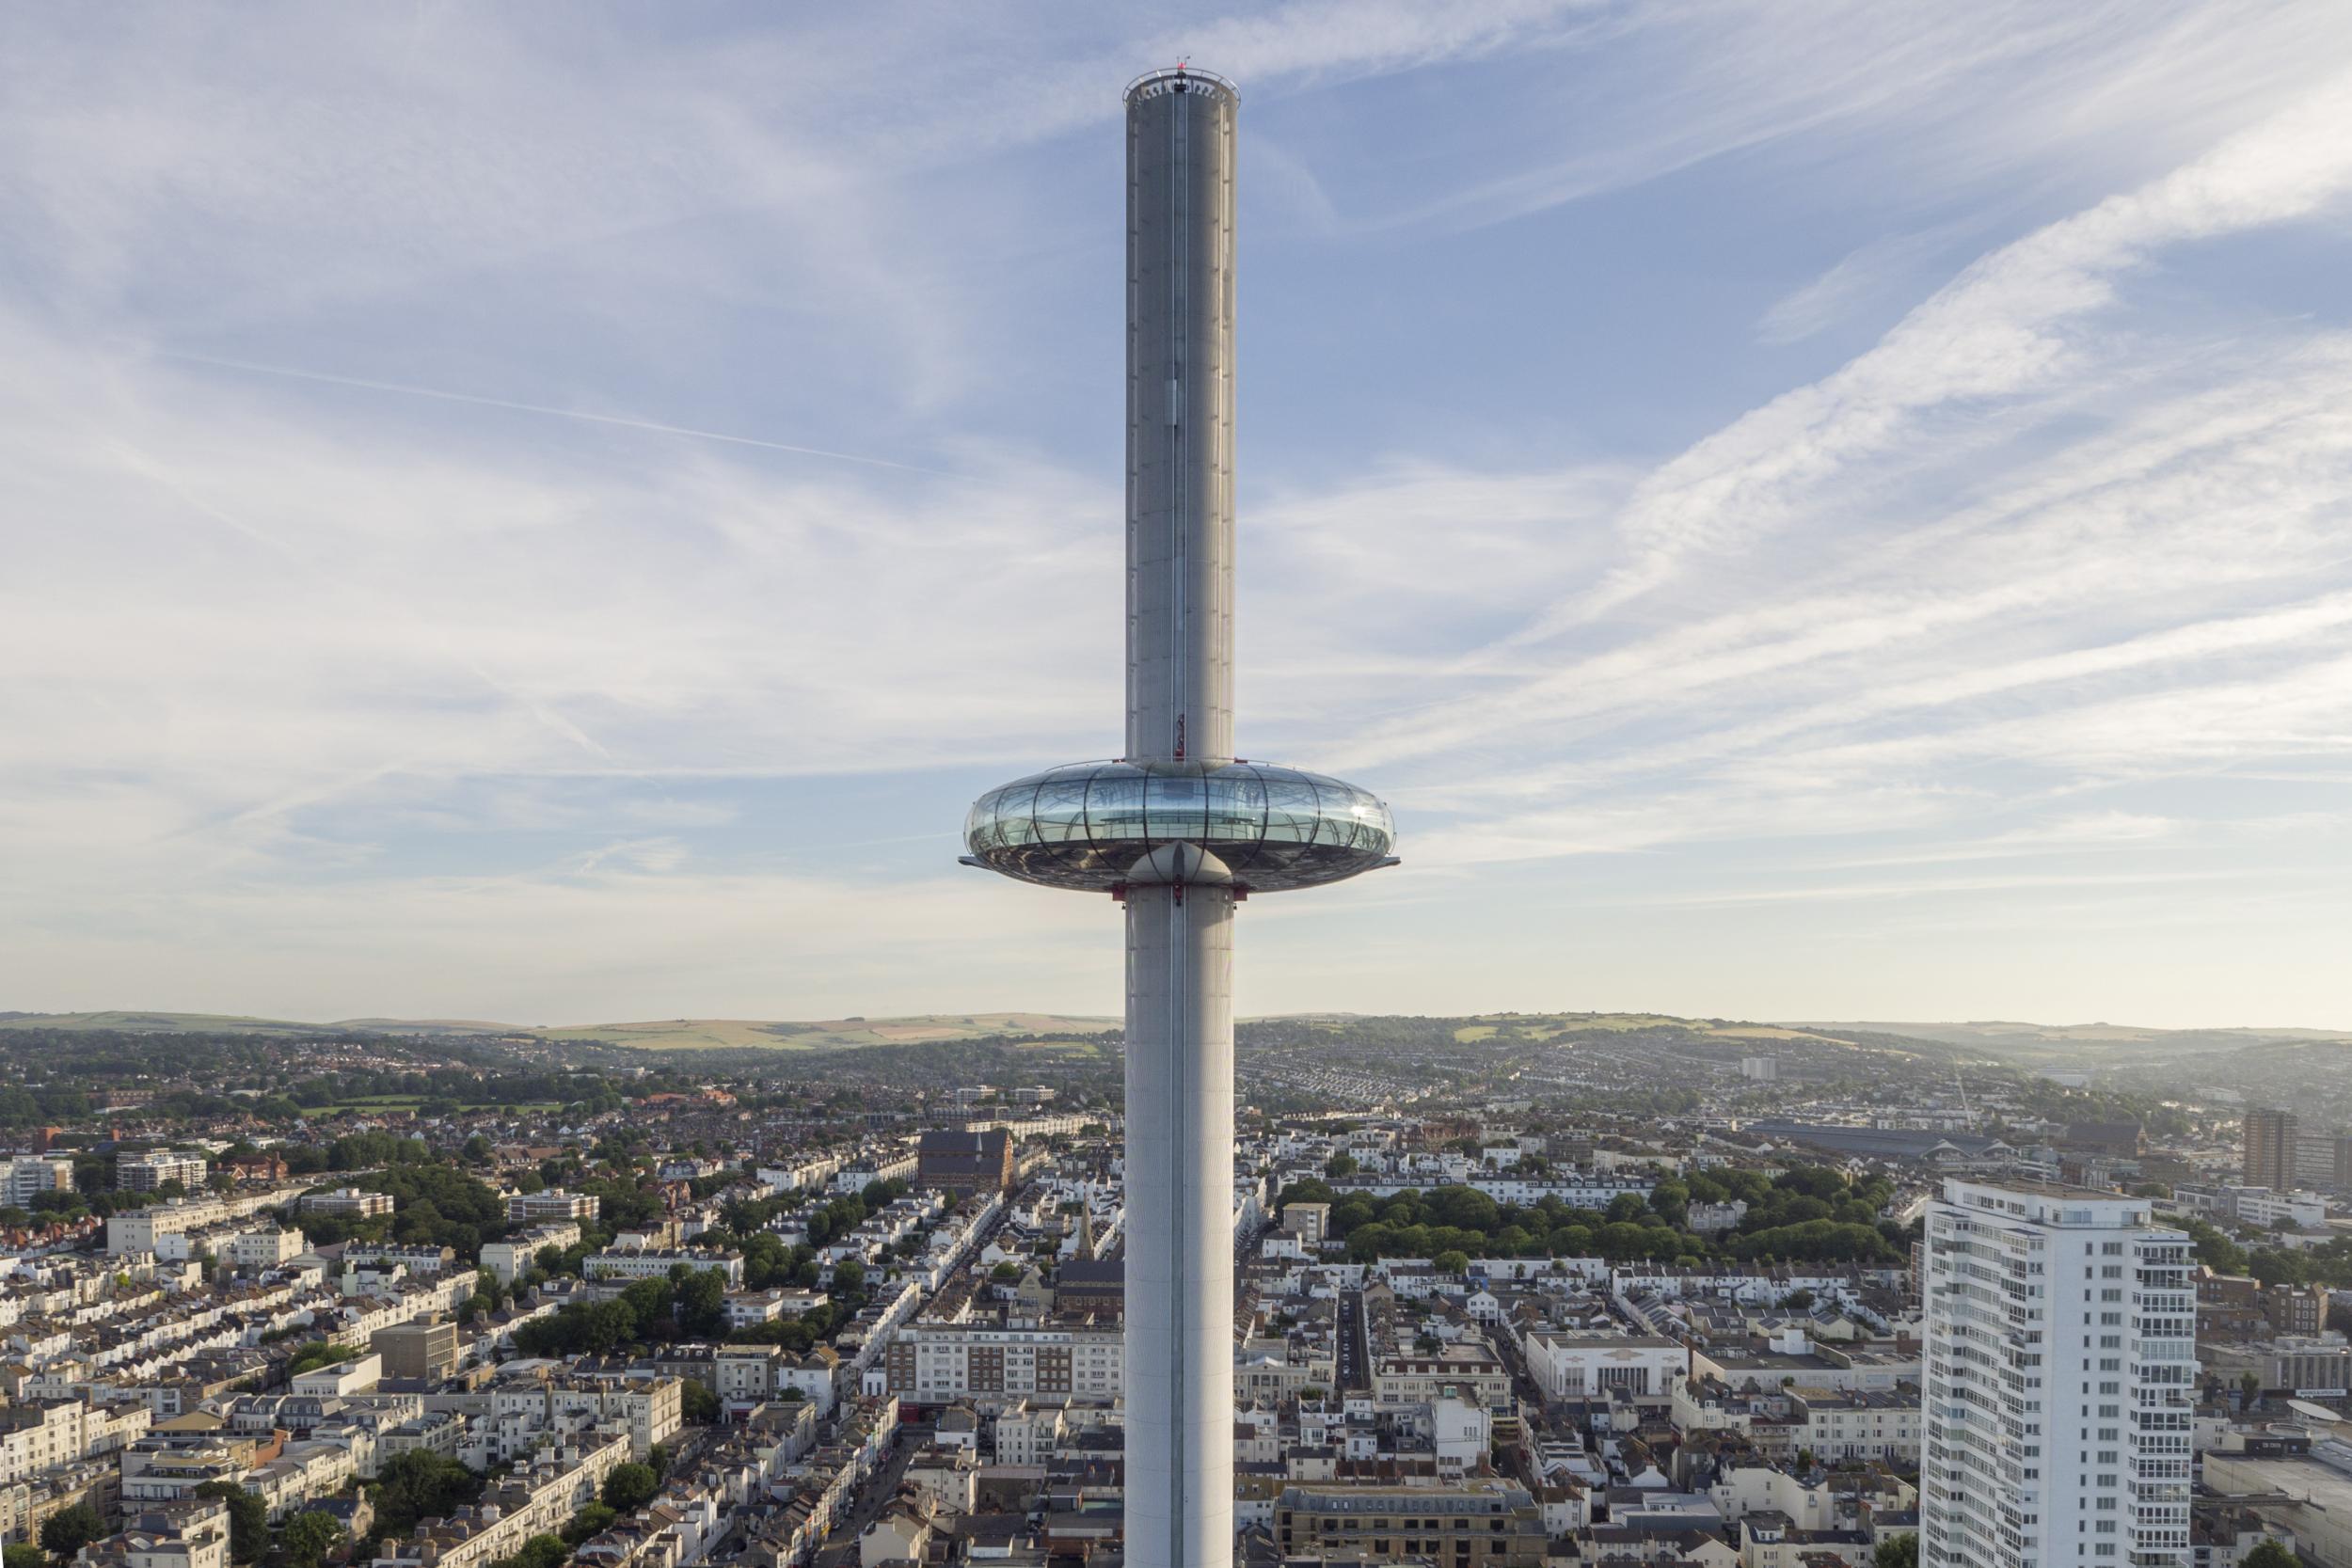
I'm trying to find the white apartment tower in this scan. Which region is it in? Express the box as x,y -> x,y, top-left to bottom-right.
1922,1179 -> 2193,1568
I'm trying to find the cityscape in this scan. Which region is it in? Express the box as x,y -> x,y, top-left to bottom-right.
0,1010 -> 2344,1568
5,8 -> 2351,1568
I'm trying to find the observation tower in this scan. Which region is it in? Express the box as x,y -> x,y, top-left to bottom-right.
961,66 -> 1396,1568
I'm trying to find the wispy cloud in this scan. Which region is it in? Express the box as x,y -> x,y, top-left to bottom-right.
1,5 -> 2348,1025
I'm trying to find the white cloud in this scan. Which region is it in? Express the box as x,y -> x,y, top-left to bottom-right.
2,6 -> 2349,1024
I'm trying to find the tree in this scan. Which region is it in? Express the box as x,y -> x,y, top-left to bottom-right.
831,1259 -> 865,1296
372,1449 -> 485,1543
196,1481 -> 270,1563
680,1379 -> 721,1423
2185,1217 -> 2248,1275
490,1536 -> 567,1568
561,1505 -> 617,1546
282,1512 -> 342,1568
8,1544 -> 50,1568
40,1505 -> 104,1561
675,1267 -> 727,1339
990,1260 -> 1020,1281
1434,1250 -> 1470,1275
602,1463 -> 660,1513
1873,1534 -> 1918,1568
1325,1152 -> 1358,1178
286,1339 -> 354,1377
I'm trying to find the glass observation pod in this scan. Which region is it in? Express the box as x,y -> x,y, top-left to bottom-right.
962,760 -> 1398,894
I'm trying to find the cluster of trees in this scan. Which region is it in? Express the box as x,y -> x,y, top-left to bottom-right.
285,1339 -> 359,1376
370,1449 -> 485,1544
2185,1219 -> 2352,1293
291,1161 -> 510,1262
724,1295 -> 853,1354
0,1085 -> 94,1127
1278,1164 -> 1905,1269
441,1457 -> 675,1568
487,1536 -> 568,1568
26,1503 -> 108,1563
804,1186 -> 899,1247
510,1265 -> 736,1356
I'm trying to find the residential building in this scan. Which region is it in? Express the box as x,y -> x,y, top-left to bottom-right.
224,1230 -> 305,1271
1273,1480 -> 1548,1567
117,1154 -> 208,1194
1921,1179 -> 2194,1568
5,1155 -> 72,1208
479,1223 -> 582,1286
506,1191 -> 599,1225
2245,1110 -> 2296,1191
882,1319 -> 1122,1406
581,1249 -> 742,1287
298,1189 -> 393,1220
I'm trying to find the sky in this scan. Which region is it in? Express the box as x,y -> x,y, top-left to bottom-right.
3,2 -> 2350,1030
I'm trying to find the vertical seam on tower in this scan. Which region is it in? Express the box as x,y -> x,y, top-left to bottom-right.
1170,91 -> 1189,766
1168,91 -> 1191,1568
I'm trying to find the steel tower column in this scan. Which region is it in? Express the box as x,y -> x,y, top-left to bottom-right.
1124,69 -> 1238,1568
965,63 -> 1394,1568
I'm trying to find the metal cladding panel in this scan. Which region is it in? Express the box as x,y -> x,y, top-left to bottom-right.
1126,77 -> 1236,767
1123,885 -> 1236,1568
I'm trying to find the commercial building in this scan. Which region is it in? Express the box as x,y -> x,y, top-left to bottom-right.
2202,1338 -> 2352,1396
1521,1333 -> 1689,1402
914,1130 -> 1014,1194
373,1323 -> 459,1384
1273,1480 -> 1548,1568
958,63 -> 1395,1568
1920,1179 -> 2193,1568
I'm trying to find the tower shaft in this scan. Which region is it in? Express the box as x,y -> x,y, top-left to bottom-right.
1122,885 -> 1234,1568
1124,70 -> 1239,1568
1127,73 -> 1236,768
969,64 -> 1391,1568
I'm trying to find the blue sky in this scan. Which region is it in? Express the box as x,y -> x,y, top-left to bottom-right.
4,3 -> 2349,1028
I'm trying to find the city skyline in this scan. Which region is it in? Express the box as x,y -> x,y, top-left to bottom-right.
6,5 -> 2352,1028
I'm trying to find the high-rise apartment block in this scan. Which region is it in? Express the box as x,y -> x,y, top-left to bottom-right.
2244,1108 -> 2296,1189
1922,1179 -> 2193,1568
5,1154 -> 72,1208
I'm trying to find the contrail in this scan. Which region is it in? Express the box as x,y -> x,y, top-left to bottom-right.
157,352 -> 953,476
